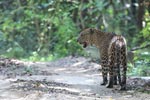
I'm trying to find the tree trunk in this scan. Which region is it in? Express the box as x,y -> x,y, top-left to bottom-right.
137,0 -> 144,30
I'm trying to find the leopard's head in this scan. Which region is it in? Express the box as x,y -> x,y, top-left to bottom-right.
77,28 -> 96,48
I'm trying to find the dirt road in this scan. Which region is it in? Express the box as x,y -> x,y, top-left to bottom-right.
0,56 -> 150,100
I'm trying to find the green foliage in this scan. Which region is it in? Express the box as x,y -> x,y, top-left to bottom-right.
5,42 -> 25,58
141,10 -> 150,40
0,0 -> 150,76
0,0 -> 83,60
129,63 -> 150,76
130,10 -> 150,76
128,50 -> 150,76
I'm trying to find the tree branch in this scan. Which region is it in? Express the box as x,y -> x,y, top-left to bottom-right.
131,43 -> 150,51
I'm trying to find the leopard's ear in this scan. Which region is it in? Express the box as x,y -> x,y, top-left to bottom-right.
89,28 -> 94,34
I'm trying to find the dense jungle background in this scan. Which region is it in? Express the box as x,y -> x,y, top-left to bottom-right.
0,0 -> 150,100
0,0 -> 150,76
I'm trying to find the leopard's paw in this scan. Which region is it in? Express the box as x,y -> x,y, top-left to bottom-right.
106,84 -> 113,88
100,82 -> 107,85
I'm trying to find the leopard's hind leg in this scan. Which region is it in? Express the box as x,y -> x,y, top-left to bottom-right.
113,44 -> 120,85
113,75 -> 117,85
101,56 -> 108,85
106,43 -> 115,88
119,45 -> 127,90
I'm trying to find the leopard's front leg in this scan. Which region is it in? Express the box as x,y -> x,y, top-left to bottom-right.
100,55 -> 108,85
106,64 -> 114,88
101,65 -> 108,85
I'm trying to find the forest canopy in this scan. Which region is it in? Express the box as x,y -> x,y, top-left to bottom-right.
0,0 -> 150,66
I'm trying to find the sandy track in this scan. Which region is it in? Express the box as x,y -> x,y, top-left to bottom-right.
0,56 -> 150,100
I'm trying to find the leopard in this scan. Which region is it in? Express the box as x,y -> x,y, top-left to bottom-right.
77,28 -> 127,90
